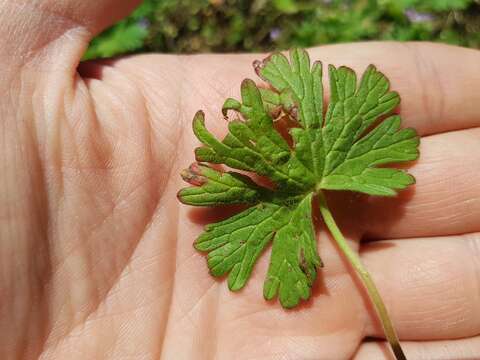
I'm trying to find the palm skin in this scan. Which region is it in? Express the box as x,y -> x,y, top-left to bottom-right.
1,2 -> 480,359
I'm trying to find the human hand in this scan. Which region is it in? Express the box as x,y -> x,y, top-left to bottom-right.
0,1 -> 479,359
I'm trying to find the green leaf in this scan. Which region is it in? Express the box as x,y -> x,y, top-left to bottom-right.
195,79 -> 316,192
195,203 -> 291,291
178,163 -> 264,205
264,194 -> 321,308
256,48 -> 323,129
179,48 -> 419,308
272,0 -> 300,14
321,115 -> 419,195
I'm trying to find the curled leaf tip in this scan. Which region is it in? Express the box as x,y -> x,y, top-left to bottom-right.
180,163 -> 208,187
252,59 -> 264,76
222,98 -> 241,118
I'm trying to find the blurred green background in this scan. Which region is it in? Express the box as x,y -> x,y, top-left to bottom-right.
84,0 -> 480,60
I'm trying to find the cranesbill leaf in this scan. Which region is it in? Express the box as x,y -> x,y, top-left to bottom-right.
178,48 -> 419,308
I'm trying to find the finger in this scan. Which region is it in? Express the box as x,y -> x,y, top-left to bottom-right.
0,0 -> 140,71
137,43 -> 480,137
360,234 -> 480,341
307,42 -> 480,136
325,127 -> 480,240
354,336 -> 480,360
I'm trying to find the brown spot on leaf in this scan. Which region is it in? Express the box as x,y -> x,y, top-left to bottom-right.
299,248 -> 308,275
180,163 -> 207,186
269,105 -> 282,120
289,106 -> 299,122
253,59 -> 264,76
274,115 -> 297,147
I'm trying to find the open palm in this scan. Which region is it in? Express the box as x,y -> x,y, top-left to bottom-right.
1,2 -> 479,359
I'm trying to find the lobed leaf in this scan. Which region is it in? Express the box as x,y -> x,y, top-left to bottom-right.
179,48 -> 419,308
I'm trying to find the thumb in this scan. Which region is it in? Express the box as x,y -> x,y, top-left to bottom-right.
0,0 -> 141,72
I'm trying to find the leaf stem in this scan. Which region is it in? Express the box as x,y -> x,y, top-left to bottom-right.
317,191 -> 406,360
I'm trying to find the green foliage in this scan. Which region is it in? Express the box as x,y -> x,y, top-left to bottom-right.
86,0 -> 480,59
178,49 -> 419,308
83,22 -> 148,60
83,0 -> 156,60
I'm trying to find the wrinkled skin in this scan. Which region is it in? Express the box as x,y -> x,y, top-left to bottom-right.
1,1 -> 480,359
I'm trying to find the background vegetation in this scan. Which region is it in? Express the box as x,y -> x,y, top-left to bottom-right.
84,0 -> 480,60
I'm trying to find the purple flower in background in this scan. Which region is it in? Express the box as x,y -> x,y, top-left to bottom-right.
405,9 -> 434,23
138,18 -> 150,30
270,28 -> 282,41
